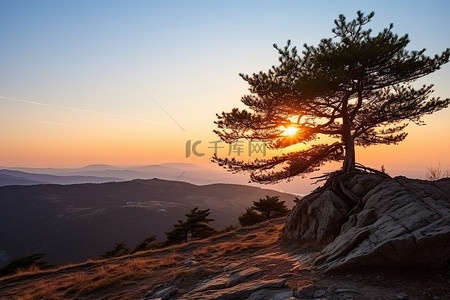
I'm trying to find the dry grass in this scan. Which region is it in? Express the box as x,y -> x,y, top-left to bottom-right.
170,265 -> 222,285
193,224 -> 281,259
155,252 -> 183,268
3,217 -> 449,300
18,272 -> 90,300
2,253 -> 185,299
15,264 -> 42,275
75,253 -> 184,295
241,234 -> 258,241
193,241 -> 260,258
0,219 -> 285,299
426,163 -> 450,180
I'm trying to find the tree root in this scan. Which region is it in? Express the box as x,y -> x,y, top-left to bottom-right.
311,163 -> 391,218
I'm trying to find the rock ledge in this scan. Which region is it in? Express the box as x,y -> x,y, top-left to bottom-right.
282,174 -> 450,271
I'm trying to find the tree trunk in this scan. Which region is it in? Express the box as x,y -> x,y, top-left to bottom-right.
342,108 -> 355,173
342,136 -> 355,173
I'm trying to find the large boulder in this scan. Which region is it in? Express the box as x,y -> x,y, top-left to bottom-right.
282,174 -> 450,271
282,173 -> 386,246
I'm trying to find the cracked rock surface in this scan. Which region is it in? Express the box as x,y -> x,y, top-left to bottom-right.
282,174 -> 450,271
178,266 -> 287,300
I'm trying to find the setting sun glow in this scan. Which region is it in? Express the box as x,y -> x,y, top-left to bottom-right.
282,126 -> 299,136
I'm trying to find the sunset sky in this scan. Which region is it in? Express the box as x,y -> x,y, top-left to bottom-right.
1,0 -> 449,178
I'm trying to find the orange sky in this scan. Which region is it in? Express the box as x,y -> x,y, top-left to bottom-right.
1,1 -> 449,179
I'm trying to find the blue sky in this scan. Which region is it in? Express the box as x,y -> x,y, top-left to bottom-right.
0,0 -> 449,171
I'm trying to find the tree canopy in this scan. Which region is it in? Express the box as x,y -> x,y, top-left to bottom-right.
239,195 -> 290,226
0,253 -> 50,276
251,195 -> 290,220
213,11 -> 449,183
132,235 -> 157,253
100,242 -> 129,259
166,207 -> 216,244
238,207 -> 265,227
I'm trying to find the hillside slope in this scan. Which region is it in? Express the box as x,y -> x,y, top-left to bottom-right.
0,218 -> 447,300
0,179 -> 295,265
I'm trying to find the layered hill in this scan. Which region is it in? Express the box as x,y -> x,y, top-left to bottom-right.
0,163 -> 324,195
0,169 -> 121,186
0,179 -> 295,265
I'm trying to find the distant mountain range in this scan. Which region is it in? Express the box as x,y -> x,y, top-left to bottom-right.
0,169 -> 122,185
0,179 -> 296,266
0,163 -> 316,195
0,162 -> 428,194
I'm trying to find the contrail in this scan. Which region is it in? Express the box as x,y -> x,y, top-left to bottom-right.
0,114 -> 69,127
139,86 -> 186,132
0,95 -> 48,106
0,95 -> 177,128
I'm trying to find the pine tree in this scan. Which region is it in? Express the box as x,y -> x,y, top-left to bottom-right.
0,253 -> 50,276
251,195 -> 290,220
166,207 -> 216,244
238,207 -> 265,226
166,220 -> 190,244
185,207 -> 216,239
132,235 -> 157,253
213,11 -> 449,183
100,242 -> 129,259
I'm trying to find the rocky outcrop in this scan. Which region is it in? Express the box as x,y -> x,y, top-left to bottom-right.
282,174 -> 450,271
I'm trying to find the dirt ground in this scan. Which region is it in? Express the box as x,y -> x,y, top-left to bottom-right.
0,218 -> 448,299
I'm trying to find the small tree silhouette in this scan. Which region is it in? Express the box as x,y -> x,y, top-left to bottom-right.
186,207 -> 216,239
239,207 -> 265,227
132,235 -> 157,253
166,207 -> 216,244
100,242 -> 129,259
166,220 -> 190,244
251,195 -> 290,220
0,253 -> 50,276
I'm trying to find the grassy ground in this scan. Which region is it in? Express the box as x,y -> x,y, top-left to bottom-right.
1,218 -> 449,300
0,219 -> 289,299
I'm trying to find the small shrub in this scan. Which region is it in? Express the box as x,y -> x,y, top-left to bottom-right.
132,235 -> 157,253
0,253 -> 50,276
426,163 -> 449,180
100,242 -> 129,259
238,208 -> 265,227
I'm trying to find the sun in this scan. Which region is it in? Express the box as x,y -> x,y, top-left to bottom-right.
282,126 -> 299,136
